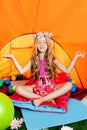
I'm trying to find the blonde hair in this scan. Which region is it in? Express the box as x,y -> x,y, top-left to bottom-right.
31,36 -> 57,80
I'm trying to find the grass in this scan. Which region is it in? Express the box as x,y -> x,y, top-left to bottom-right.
6,107 -> 87,130
49,120 -> 87,130
7,107 -> 27,130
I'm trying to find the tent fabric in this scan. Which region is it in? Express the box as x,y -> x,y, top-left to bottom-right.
0,0 -> 87,88
0,34 -> 82,88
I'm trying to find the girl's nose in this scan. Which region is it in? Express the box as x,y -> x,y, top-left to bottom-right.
40,42 -> 45,45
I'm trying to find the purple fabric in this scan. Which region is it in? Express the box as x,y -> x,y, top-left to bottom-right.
39,60 -> 47,76
35,60 -> 54,86
35,60 -> 47,85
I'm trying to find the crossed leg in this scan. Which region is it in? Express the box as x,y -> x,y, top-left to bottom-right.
33,82 -> 72,107
15,85 -> 41,99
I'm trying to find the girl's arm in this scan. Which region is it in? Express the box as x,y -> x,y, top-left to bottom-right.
54,51 -> 85,74
2,53 -> 31,74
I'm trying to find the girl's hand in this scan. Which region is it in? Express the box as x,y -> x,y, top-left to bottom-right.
75,51 -> 85,58
2,53 -> 13,59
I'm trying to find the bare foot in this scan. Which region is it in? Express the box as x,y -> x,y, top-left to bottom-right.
33,99 -> 56,107
33,99 -> 42,107
51,99 -> 56,104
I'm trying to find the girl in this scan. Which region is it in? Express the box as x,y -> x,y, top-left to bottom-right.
2,32 -> 85,107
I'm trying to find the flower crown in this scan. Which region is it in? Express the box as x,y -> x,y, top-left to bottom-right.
33,32 -> 52,39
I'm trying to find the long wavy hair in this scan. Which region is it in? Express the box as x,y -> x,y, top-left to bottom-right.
31,37 -> 57,80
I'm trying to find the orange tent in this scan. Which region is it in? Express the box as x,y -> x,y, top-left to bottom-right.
0,0 -> 86,89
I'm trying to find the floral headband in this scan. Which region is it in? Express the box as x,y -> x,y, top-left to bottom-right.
33,32 -> 52,39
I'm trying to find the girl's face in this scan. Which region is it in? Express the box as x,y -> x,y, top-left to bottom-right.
37,37 -> 48,53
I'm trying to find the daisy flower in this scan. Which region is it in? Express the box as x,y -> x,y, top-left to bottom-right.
60,125 -> 73,130
10,117 -> 24,130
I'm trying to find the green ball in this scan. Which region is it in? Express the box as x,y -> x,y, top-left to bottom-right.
0,79 -> 4,87
0,92 -> 14,130
8,88 -> 14,95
